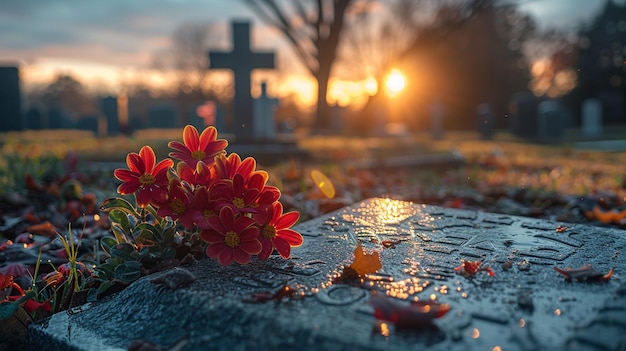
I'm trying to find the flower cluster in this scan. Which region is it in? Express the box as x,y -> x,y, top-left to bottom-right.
114,125 -> 303,265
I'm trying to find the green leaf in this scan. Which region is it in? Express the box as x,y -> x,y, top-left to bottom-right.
108,209 -> 130,232
114,261 -> 142,283
110,225 -> 129,245
133,229 -> 156,246
100,197 -> 139,217
101,237 -> 119,254
110,243 -> 139,261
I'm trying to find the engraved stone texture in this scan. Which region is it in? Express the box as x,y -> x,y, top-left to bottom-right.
28,198 -> 625,351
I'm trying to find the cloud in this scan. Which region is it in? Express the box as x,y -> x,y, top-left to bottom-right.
0,0 -> 262,68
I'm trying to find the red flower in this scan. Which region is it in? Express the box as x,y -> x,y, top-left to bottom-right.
168,125 -> 227,168
176,160 -> 216,188
256,202 -> 303,260
156,178 -> 197,229
214,153 -> 256,181
201,206 -> 261,265
192,186 -> 219,229
211,173 -> 265,215
114,146 -> 173,208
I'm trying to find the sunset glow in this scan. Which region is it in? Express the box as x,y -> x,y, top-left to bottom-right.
19,59 -> 378,108
385,69 -> 406,97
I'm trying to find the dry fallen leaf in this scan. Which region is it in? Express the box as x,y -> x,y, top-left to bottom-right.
337,242 -> 382,281
554,264 -> 613,282
369,293 -> 451,328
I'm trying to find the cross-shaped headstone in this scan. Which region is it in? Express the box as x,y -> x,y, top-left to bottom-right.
209,21 -> 275,143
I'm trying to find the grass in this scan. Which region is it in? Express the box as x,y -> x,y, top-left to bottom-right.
2,128 -> 626,215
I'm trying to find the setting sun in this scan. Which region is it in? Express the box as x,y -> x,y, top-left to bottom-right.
385,69 -> 406,97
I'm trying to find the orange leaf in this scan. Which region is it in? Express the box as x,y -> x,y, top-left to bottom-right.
349,242 -> 382,276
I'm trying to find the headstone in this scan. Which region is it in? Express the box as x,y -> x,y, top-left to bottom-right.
510,92 -> 539,139
28,198 -> 626,350
76,116 -> 99,135
581,98 -> 602,138
430,100 -> 445,140
209,21 -> 275,143
537,100 -> 565,142
47,107 -> 72,129
477,103 -> 494,140
598,92 -> 624,125
0,66 -> 23,131
101,96 -> 119,136
148,103 -> 178,129
25,106 -> 44,130
253,82 -> 278,140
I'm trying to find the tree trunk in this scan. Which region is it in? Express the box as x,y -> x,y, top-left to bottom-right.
314,66 -> 332,132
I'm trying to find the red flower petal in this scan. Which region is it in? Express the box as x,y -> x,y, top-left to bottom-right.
206,242 -> 226,258
257,239 -> 273,260
139,146 -> 156,172
183,125 -> 200,151
201,230 -> 224,243
273,237 -> 291,258
114,169 -> 138,182
219,206 -> 236,229
153,158 -> 174,176
239,157 -> 256,178
232,248 -> 252,265
135,189 -> 153,208
218,248 -> 234,265
127,153 -> 144,174
117,181 -> 140,195
198,126 -> 217,151
239,238 -> 262,255
276,211 -> 299,229
278,229 -> 303,246
233,216 -> 256,233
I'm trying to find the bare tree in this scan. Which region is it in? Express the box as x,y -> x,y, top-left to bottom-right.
153,22 -> 224,97
244,0 -> 356,132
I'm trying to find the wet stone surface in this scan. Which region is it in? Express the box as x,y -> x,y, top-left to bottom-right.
28,198 -> 625,351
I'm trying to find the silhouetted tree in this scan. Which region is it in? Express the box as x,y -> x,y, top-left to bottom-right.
570,0 -> 626,124
41,74 -> 97,119
343,0 -> 537,132
244,0 -> 356,132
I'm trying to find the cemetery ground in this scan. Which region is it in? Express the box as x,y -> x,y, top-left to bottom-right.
1,128 -> 626,349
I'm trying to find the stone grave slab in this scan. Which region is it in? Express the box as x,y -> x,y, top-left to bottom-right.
28,198 -> 625,351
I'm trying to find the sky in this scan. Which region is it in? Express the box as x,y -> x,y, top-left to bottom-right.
0,0 -> 616,105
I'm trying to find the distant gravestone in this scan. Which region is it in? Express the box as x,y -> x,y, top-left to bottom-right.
148,103 -> 178,129
477,103 -> 494,140
253,82 -> 278,140
209,21 -> 275,143
29,198 -> 626,350
0,66 -> 22,131
582,98 -> 602,138
76,116 -> 99,134
510,92 -> 539,139
25,106 -> 44,130
47,107 -> 72,129
537,100 -> 565,141
430,100 -> 445,140
101,96 -> 119,136
598,92 -> 624,125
